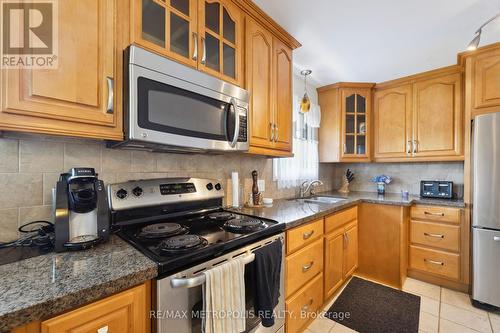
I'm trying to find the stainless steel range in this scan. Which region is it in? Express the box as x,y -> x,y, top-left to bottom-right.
108,178 -> 285,333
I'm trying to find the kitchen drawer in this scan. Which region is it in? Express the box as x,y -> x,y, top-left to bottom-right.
409,245 -> 460,280
411,220 -> 460,252
285,273 -> 323,333
325,206 -> 357,234
286,238 -> 324,298
411,205 -> 460,224
286,218 -> 324,254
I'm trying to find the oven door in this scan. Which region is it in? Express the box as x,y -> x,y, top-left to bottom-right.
155,234 -> 285,333
127,53 -> 248,152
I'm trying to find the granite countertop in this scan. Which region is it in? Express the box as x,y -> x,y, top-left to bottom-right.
0,235 -> 157,333
231,191 -> 465,230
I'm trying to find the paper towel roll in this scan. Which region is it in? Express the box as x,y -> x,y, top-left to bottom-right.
232,172 -> 239,207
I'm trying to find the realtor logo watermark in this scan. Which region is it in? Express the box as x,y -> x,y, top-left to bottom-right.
1,0 -> 58,68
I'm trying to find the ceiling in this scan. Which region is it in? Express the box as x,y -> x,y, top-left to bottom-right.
253,0 -> 500,87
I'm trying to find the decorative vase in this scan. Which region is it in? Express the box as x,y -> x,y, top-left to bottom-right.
377,182 -> 386,195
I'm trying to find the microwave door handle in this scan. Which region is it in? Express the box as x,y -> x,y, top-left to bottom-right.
228,99 -> 240,148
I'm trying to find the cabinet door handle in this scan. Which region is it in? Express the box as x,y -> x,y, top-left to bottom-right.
192,32 -> 198,60
106,77 -> 114,114
301,298 -> 314,312
343,143 -> 347,154
201,37 -> 206,64
303,230 -> 314,240
424,211 -> 445,217
413,139 -> 418,153
270,122 -> 274,141
302,261 -> 314,272
424,258 -> 444,266
97,326 -> 109,333
424,232 -> 444,239
275,124 -> 279,142
407,140 -> 412,155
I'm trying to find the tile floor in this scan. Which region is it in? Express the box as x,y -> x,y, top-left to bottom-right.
304,277 -> 500,333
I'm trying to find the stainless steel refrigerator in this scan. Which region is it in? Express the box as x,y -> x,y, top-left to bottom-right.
472,111 -> 500,308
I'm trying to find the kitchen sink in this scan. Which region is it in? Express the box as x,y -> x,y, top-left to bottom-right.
290,196 -> 346,204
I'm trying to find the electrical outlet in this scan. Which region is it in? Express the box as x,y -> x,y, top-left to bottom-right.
257,179 -> 265,192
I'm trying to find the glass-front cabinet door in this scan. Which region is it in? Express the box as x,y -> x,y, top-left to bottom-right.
341,88 -> 371,161
135,0 -> 198,68
197,0 -> 242,86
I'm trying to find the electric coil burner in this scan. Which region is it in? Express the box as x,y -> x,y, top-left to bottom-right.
159,234 -> 208,254
108,178 -> 284,276
138,223 -> 188,239
223,217 -> 266,233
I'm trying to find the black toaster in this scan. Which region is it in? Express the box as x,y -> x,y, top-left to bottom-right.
420,181 -> 453,199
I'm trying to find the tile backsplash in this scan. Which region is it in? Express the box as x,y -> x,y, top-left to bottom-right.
330,162 -> 464,197
0,133 -> 335,242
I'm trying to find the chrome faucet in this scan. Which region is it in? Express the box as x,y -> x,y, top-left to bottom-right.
299,180 -> 324,198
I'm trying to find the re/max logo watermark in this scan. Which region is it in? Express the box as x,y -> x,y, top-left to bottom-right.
1,0 -> 58,69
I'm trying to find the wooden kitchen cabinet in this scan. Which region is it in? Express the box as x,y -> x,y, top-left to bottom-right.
132,0 -> 198,68
412,72 -> 463,158
323,207 -> 358,300
318,83 -> 374,162
197,0 -> 243,86
132,0 -> 243,86
357,203 -> 408,288
460,42 -> 500,117
408,205 -> 468,291
373,84 -> 413,159
246,18 -> 294,156
11,282 -> 150,333
0,0 -> 123,140
374,66 -> 464,162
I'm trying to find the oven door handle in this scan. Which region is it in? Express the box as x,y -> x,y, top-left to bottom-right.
170,252 -> 255,289
227,98 -> 240,148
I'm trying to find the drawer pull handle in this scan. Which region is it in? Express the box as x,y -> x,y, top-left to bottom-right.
424,211 -> 445,217
302,261 -> 314,272
301,298 -> 314,312
303,230 -> 314,240
97,326 -> 109,333
424,232 -> 445,239
424,258 -> 444,266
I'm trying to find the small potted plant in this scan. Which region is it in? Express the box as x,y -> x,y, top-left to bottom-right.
371,175 -> 392,194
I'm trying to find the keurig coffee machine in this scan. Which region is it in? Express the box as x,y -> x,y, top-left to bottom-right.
53,168 -> 110,252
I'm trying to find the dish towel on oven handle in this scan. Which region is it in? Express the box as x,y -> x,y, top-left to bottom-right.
202,257 -> 246,333
251,239 -> 282,327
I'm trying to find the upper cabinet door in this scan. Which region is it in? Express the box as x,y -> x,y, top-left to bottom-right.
197,0 -> 243,86
374,85 -> 413,160
246,18 -> 273,149
413,73 -> 463,158
0,0 -> 121,140
472,49 -> 500,111
134,0 -> 198,68
272,37 -> 293,152
340,88 -> 371,161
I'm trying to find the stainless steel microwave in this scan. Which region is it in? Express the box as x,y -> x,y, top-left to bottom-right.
108,45 -> 249,153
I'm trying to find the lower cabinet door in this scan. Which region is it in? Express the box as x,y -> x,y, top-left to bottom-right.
324,228 -> 345,300
41,283 -> 149,333
285,273 -> 323,333
343,222 -> 359,277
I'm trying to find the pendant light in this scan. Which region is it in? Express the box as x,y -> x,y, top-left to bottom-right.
467,13 -> 500,51
300,69 -> 312,113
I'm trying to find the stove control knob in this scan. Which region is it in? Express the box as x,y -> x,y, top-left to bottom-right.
132,186 -> 143,197
206,183 -> 214,191
215,183 -> 222,191
116,189 -> 128,199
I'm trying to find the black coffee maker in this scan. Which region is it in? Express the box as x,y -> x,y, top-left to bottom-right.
53,168 -> 110,252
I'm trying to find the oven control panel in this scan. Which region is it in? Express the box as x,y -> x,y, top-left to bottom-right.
108,178 -> 224,211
